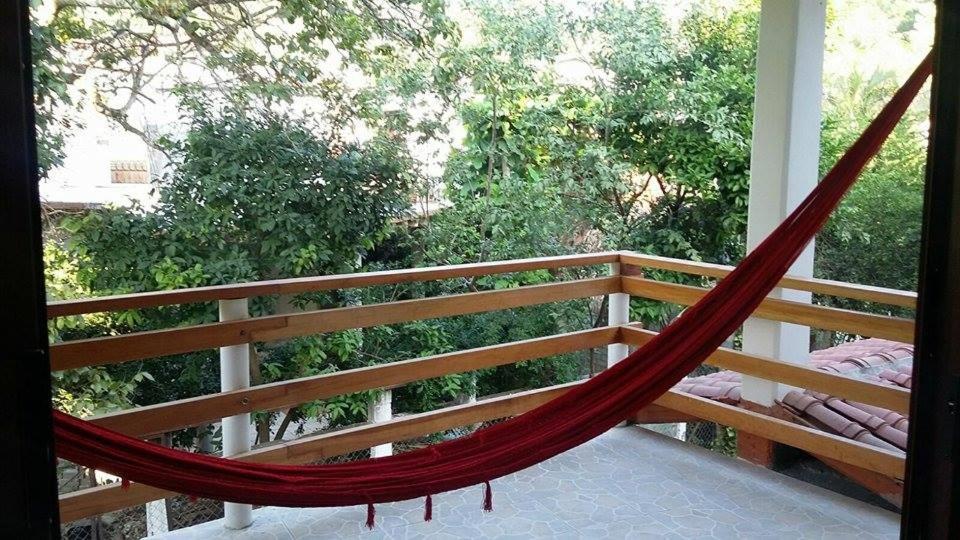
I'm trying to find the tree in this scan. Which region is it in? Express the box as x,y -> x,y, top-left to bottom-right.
580,2 -> 758,264
32,0 -> 456,174
31,4 -> 82,177
815,70 -> 927,321
425,1 -> 760,334
813,0 -> 931,331
54,101 -> 413,438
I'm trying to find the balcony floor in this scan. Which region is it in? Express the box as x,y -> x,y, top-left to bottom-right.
151,426 -> 898,539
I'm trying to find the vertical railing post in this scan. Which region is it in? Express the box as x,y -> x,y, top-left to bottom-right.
607,262 -> 630,368
144,433 -> 172,536
219,298 -> 252,529
354,252 -> 394,458
368,389 -> 393,457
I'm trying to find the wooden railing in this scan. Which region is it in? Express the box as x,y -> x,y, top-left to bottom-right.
50,251 -> 915,522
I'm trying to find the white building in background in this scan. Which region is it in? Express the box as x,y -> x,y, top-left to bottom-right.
40,101 -> 162,211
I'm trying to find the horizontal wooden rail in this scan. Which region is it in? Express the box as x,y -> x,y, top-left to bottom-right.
654,391 -> 906,478
94,323 -> 907,438
622,276 -> 915,342
621,326 -> 910,414
59,382 -> 576,522
619,251 -> 917,308
48,251 -> 915,319
48,252 -> 619,318
92,327 -> 618,438
51,277 -> 618,370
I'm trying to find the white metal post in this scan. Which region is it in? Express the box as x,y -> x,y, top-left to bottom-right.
607,262 -> 630,368
368,389 -> 393,457
350,253 -> 395,458
144,434 -> 172,536
145,498 -> 169,536
219,298 -> 253,529
741,0 -> 824,408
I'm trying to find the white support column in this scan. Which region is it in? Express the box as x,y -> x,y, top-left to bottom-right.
219,298 -> 253,529
742,0 -> 825,407
368,389 -> 393,457
607,262 -> 629,368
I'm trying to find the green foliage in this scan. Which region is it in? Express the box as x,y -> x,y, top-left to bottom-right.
65,102 -> 411,295
815,70 -> 927,318
45,243 -> 151,416
31,0 -> 457,175
53,368 -> 152,418
584,2 -> 758,262
52,103 -> 413,426
427,1 -> 760,338
31,4 -> 83,177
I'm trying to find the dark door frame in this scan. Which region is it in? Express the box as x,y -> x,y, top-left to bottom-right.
2,0 -> 959,537
0,0 -> 62,537
902,0 -> 960,537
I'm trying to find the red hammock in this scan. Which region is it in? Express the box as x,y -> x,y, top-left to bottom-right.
54,54 -> 931,520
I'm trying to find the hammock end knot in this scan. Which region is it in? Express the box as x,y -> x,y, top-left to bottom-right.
482,481 -> 493,512
366,502 -> 376,530
424,494 -> 433,522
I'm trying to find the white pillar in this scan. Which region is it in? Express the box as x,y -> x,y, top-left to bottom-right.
368,389 -> 393,457
607,262 -> 630,368
219,298 -> 253,529
742,0 -> 825,407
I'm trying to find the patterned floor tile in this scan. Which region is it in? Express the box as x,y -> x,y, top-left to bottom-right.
149,426 -> 899,539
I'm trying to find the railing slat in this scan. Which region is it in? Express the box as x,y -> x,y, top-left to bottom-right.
619,251 -> 917,308
620,326 -> 910,414
89,323 -> 908,438
91,326 -> 618,438
655,391 -> 906,478
621,276 -> 915,342
51,277 -> 619,370
48,252 -> 620,318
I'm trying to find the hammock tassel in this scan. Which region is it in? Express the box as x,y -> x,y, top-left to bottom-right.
424,494 -> 433,522
482,481 -> 493,512
366,502 -> 376,529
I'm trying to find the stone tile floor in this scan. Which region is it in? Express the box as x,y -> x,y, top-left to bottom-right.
150,426 -> 899,539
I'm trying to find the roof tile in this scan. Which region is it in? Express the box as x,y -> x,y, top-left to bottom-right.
673,338 -> 913,454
